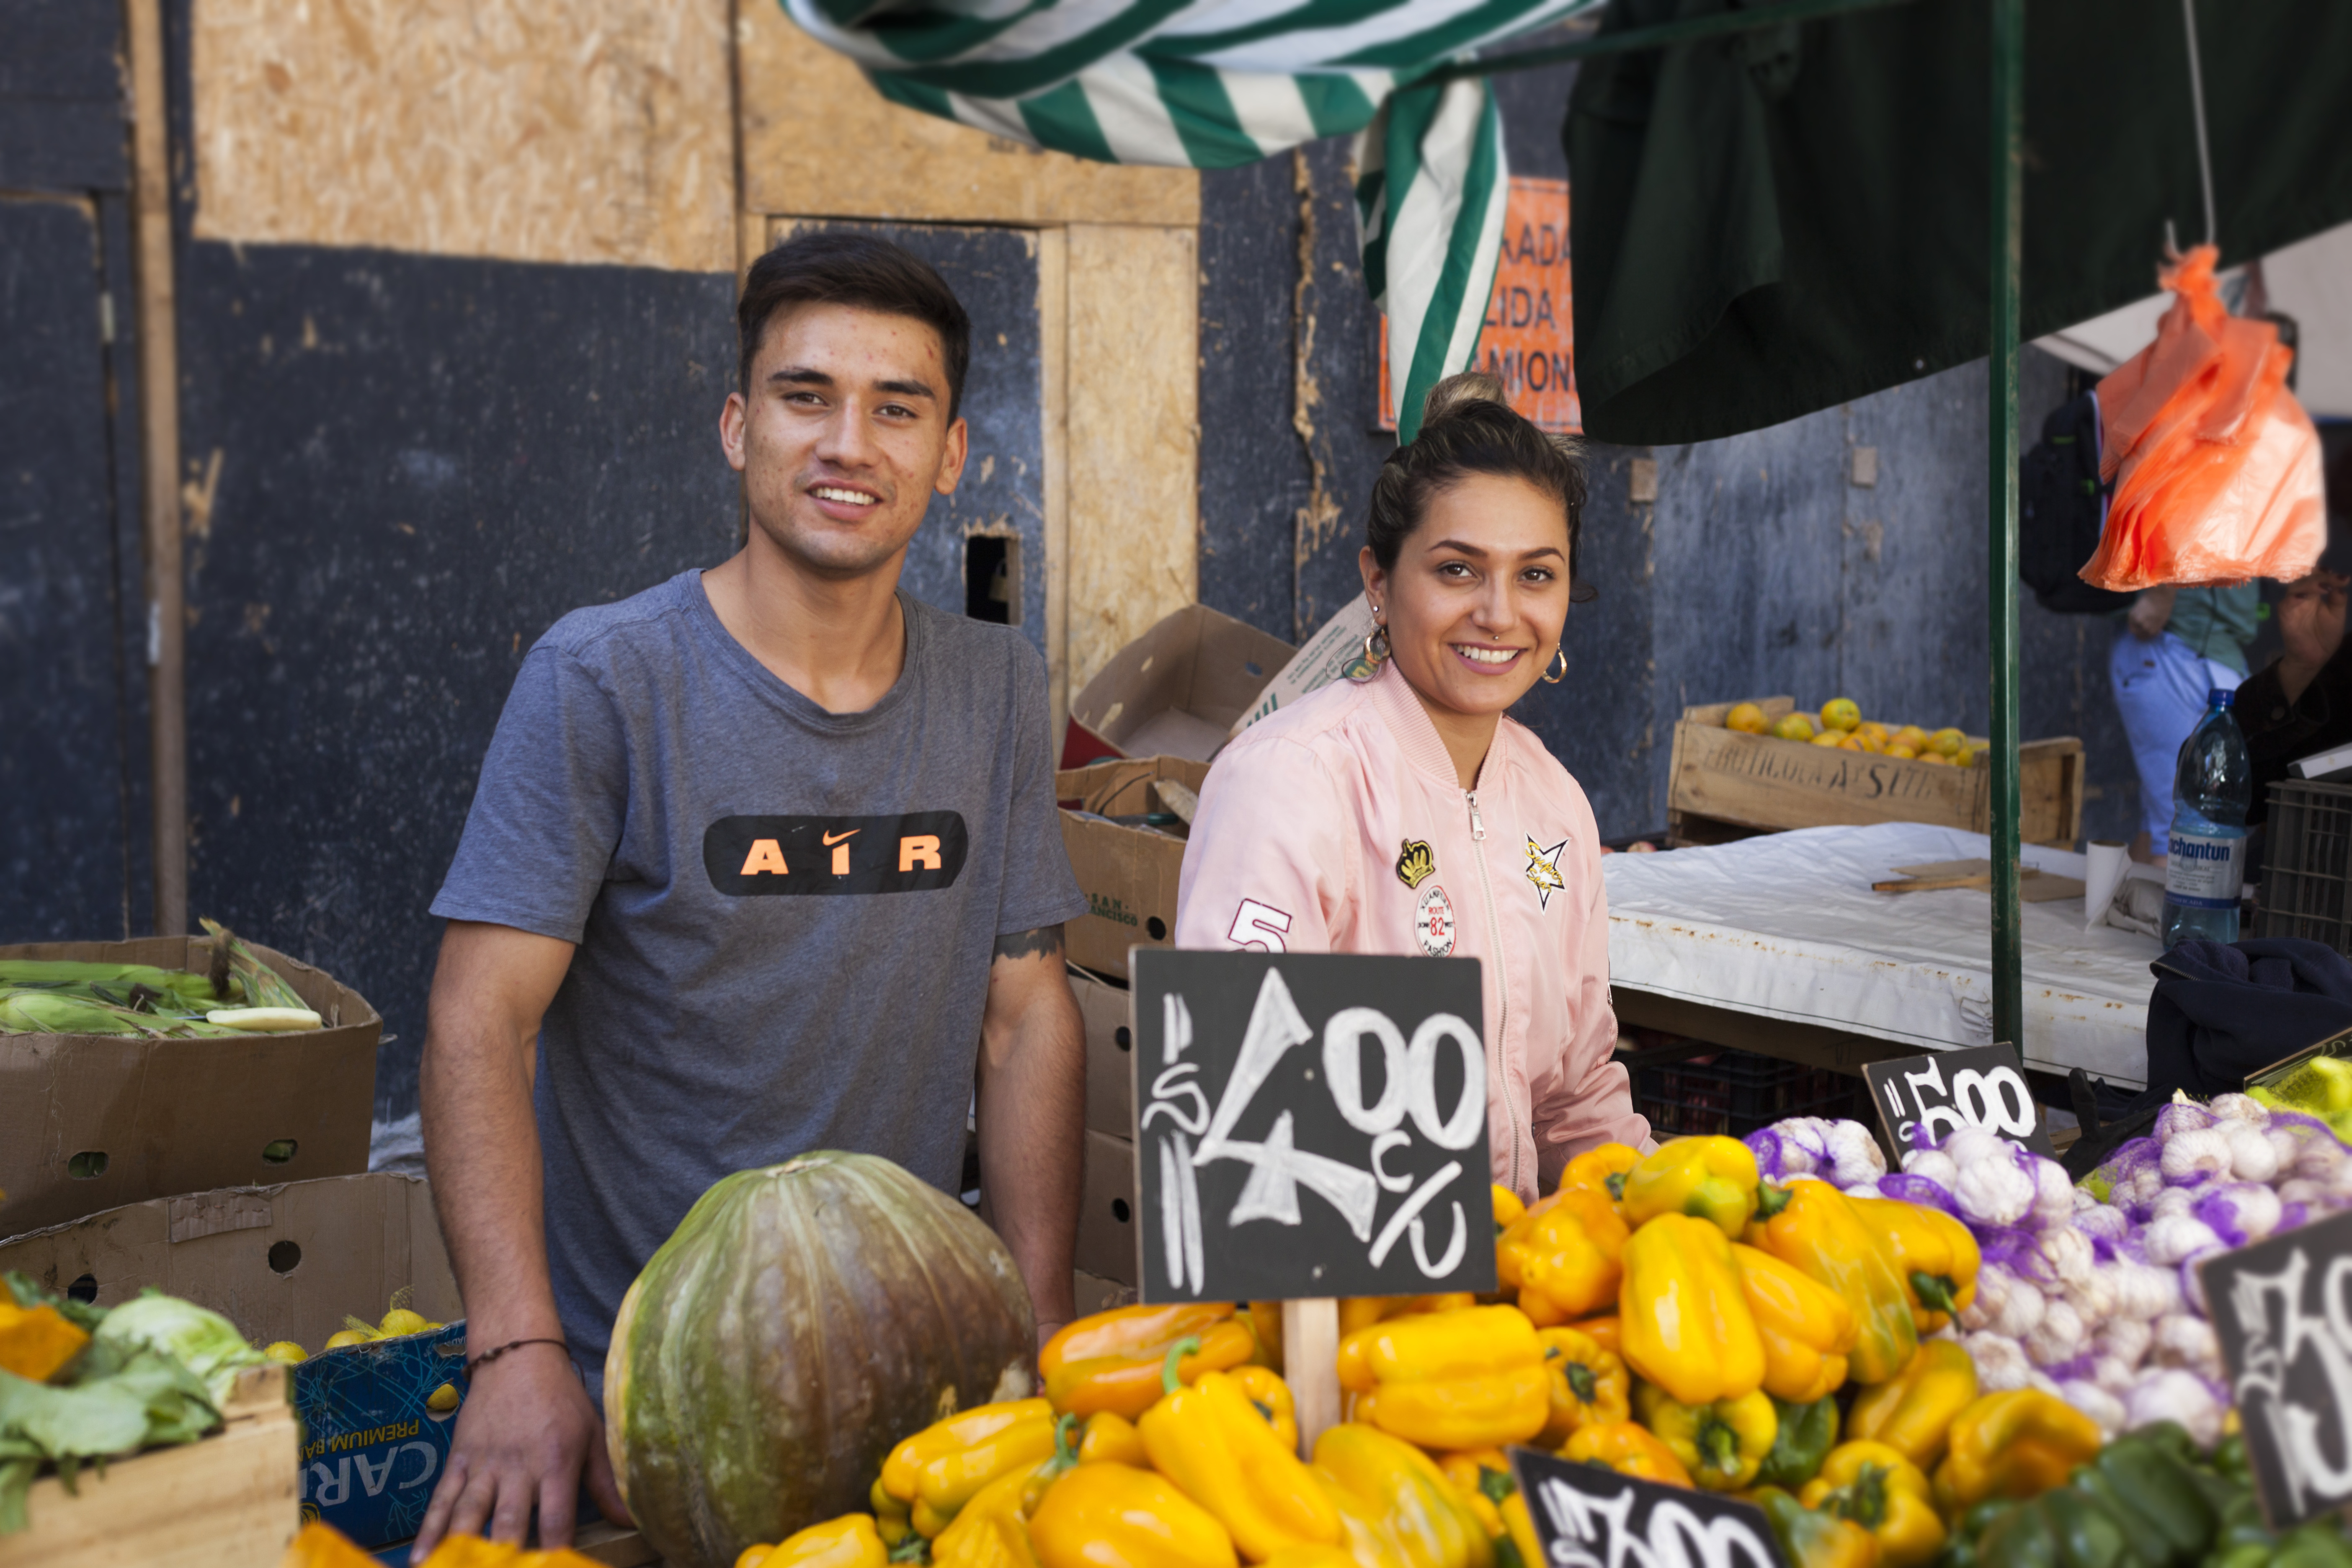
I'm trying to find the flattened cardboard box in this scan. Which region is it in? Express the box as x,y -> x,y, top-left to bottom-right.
0,935 -> 381,1236
1063,603 -> 1293,768
1068,964 -> 1135,1138
0,1172 -> 467,1550
1075,1130 -> 1137,1287
1057,757 -> 1208,980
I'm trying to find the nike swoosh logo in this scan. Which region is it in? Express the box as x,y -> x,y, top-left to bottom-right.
822,829 -> 860,845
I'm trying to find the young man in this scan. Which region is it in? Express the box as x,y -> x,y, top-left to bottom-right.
411,233 -> 1087,1557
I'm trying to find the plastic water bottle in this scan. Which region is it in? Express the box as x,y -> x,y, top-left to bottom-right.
2162,687 -> 2251,947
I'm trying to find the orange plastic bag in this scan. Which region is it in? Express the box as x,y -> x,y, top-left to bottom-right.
2079,245 -> 2325,591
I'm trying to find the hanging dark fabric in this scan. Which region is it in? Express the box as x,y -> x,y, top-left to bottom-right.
1562,0 -> 2352,445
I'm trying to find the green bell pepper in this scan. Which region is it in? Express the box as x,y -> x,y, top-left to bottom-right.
1754,1396 -> 1840,1490
2082,1434 -> 2215,1567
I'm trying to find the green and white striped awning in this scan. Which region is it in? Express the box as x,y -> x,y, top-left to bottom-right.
782,0 -> 1601,438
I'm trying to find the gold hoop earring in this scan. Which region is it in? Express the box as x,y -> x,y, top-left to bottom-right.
1363,623 -> 1392,664
1541,648 -> 1568,684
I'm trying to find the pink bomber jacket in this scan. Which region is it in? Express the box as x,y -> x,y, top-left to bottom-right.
1174,658 -> 1650,1202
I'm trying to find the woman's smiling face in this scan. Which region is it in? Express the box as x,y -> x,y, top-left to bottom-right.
1360,471 -> 1573,723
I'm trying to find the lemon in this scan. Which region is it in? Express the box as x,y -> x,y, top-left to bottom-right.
325,1328 -> 375,1350
1820,698 -> 1862,732
1887,745 -> 1917,760
1810,729 -> 1846,747
1772,713 -> 1816,742
1919,753 -> 1952,766
263,1341 -> 308,1365
379,1309 -> 434,1338
1954,745 -> 1977,768
1927,727 -> 1965,757
1725,702 -> 1769,734
426,1383 -> 462,1414
1853,731 -> 1886,753
1890,725 -> 1927,753
1859,722 -> 1890,744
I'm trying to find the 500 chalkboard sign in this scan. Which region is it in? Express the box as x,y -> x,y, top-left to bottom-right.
1131,950 -> 1495,1303
1862,1043 -> 2053,1158
1509,1445 -> 1786,1568
2199,1207 -> 2352,1530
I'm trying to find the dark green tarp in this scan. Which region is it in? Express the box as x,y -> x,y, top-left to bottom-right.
1564,0 -> 2352,445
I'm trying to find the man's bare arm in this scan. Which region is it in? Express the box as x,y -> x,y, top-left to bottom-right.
413,920 -> 627,1559
975,925 -> 1084,1344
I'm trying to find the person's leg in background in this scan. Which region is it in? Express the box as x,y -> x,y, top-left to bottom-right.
2110,630 -> 2226,861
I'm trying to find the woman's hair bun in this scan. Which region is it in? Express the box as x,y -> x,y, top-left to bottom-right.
1420,370 -> 1509,426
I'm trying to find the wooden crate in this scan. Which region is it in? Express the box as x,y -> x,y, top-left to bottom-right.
0,1364 -> 298,1568
1667,696 -> 2084,848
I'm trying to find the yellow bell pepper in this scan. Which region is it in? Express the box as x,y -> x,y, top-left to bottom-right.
1558,1143 -> 1642,1204
1141,1339 -> 1344,1562
1248,1302 -> 1286,1371
1844,1340 -> 1978,1471
1533,1328 -> 1628,1445
1312,1424 -> 1493,1568
1491,1185 -> 1526,1233
1261,1549 -> 1361,1568
1031,1459 -> 1240,1568
1752,1489 -> 1881,1568
930,1415 -> 1089,1568
869,1479 -> 915,1549
1631,1383 -> 1779,1493
1497,1188 -> 1628,1326
1929,1390 -> 2104,1515
0,1299 -> 90,1384
1338,1305 -> 1549,1451
1560,1421 -> 1692,1488
1078,1411 -> 1149,1467
1568,1316 -> 1619,1356
1730,1243 -> 1857,1405
1042,1303 -> 1259,1419
738,1514 -> 890,1568
1621,1137 -> 1762,1238
879,1398 -> 1059,1537
1433,1452 -> 1542,1568
1617,1213 -> 1765,1406
1339,1295 -> 1481,1338
1232,1364 -> 1302,1453
1798,1442 -> 1945,1568
1743,1181 -> 1916,1385
1847,1198 -> 1980,1333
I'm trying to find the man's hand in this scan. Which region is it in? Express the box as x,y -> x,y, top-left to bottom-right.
975,926 -> 1084,1344
2278,570 -> 2349,705
413,921 -> 624,1559
2127,584 -> 2178,640
414,1343 -> 626,1553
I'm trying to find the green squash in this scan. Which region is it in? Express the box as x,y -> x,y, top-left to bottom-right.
606,1151 -> 1036,1568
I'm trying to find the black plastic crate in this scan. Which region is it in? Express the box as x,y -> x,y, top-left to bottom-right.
2254,779 -> 2352,955
1630,1046 -> 1859,1140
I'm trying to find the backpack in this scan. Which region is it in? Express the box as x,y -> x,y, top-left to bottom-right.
2020,392 -> 2134,614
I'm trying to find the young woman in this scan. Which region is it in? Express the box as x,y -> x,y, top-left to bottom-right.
1175,374 -> 1647,1202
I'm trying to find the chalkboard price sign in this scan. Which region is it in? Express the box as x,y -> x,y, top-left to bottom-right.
1862,1043 -> 2053,1158
1508,1445 -> 1786,1568
2199,1207 -> 2352,1530
1130,949 -> 1495,1303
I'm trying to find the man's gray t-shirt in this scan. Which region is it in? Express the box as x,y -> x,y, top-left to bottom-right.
431,570 -> 1085,1367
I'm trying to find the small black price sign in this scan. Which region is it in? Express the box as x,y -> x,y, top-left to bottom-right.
1862,1043 -> 2052,1158
2199,1207 -> 2352,1530
1508,1445 -> 1785,1568
1130,950 -> 1494,1303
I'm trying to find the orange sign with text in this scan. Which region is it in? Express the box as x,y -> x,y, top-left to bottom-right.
1380,177 -> 1577,433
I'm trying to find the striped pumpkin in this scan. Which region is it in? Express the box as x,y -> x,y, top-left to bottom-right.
605,1152 -> 1036,1568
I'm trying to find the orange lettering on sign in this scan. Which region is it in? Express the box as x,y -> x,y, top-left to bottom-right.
900,835 -> 943,872
1379,177 -> 1578,434
739,839 -> 788,876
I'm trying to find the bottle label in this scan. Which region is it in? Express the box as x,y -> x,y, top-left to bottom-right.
2166,830 -> 2246,908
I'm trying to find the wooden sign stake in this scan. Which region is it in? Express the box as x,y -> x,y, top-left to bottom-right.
1282,1297 -> 1341,1460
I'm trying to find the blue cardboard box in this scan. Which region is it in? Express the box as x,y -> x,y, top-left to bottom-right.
297,1319 -> 471,1546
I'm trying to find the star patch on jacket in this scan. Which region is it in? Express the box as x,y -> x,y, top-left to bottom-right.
1395,838 -> 1436,890
1524,835 -> 1568,910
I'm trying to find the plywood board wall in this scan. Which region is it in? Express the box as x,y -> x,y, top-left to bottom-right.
191,0 -> 735,273
1066,224 -> 1200,693
737,5 -> 1197,229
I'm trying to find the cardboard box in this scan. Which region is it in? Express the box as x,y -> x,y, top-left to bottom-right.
0,1173 -> 467,1550
1074,1130 -> 1137,1287
0,1363 -> 300,1568
0,934 -> 381,1237
1069,964 -> 1135,1139
1228,592 -> 1376,739
1062,604 -> 1293,769
1666,696 -> 2085,848
1057,757 -> 1207,979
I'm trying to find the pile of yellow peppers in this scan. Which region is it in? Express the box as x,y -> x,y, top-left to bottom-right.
735,1137 -> 2107,1568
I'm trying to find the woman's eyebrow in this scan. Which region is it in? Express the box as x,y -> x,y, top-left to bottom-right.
1427,538 -> 1565,562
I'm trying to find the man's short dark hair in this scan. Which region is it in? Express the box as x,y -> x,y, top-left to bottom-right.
738,232 -> 972,421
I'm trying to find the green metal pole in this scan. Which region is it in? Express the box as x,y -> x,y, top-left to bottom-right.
1988,0 -> 2024,1049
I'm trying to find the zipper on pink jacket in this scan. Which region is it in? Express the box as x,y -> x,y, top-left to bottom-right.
1464,788 -> 1523,1195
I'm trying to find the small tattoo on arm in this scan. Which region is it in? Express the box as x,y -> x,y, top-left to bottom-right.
993,925 -> 1065,962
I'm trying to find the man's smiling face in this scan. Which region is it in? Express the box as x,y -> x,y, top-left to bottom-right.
721,301 -> 968,580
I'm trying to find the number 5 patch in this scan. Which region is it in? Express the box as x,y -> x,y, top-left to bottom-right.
1228,899 -> 1293,953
